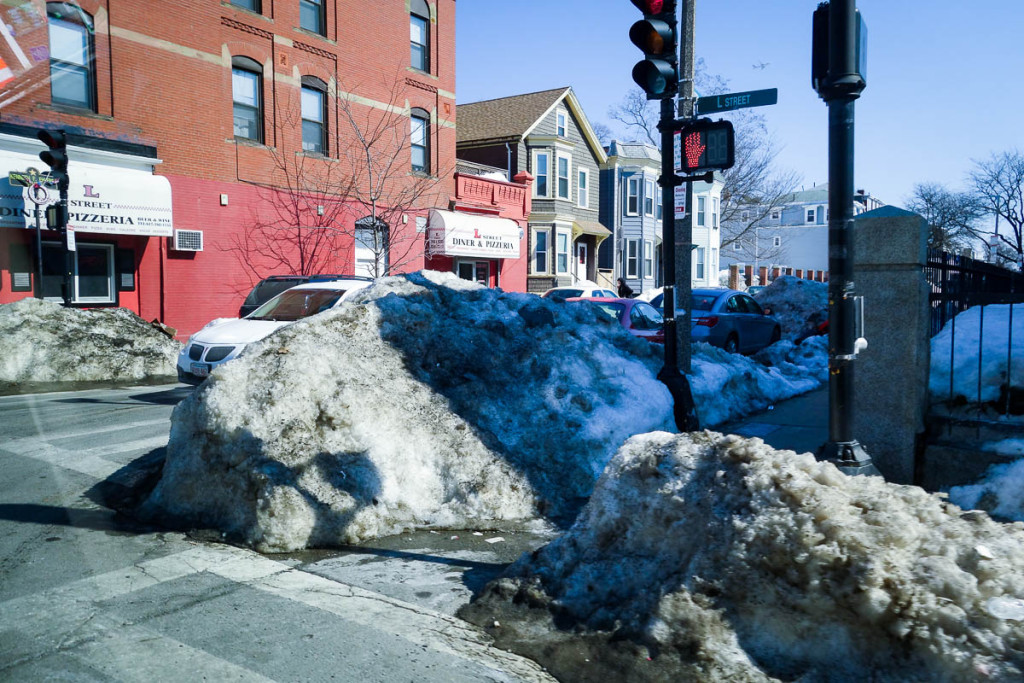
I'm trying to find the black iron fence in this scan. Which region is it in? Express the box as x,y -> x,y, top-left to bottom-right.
926,249 -> 1024,417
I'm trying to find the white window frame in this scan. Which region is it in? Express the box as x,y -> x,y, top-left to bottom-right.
771,209 -> 780,220
626,177 -> 639,216
556,228 -> 570,274
577,168 -> 589,209
773,236 -> 782,247
556,109 -> 567,137
695,246 -> 706,281
42,240 -> 115,304
711,248 -> 718,278
533,150 -> 550,198
556,153 -> 571,200
644,178 -> 655,216
625,239 -> 640,278
643,240 -> 653,278
732,241 -> 741,251
697,196 -> 706,226
712,197 -> 719,228
532,227 -> 550,274
656,192 -> 663,220
806,208 -> 816,224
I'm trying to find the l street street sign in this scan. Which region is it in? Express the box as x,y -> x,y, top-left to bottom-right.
697,88 -> 777,115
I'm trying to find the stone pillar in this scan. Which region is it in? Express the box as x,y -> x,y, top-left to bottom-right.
728,264 -> 741,290
852,206 -> 930,484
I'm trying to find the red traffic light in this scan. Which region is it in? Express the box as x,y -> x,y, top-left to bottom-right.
676,119 -> 735,172
37,129 -> 67,150
630,0 -> 672,13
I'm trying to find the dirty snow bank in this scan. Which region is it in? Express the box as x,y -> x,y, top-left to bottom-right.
142,272 -> 829,551
754,275 -> 828,340
462,432 -> 1024,682
0,298 -> 181,389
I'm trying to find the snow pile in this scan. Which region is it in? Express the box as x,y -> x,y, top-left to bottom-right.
950,439 -> 1024,521
142,272 -> 829,551
754,275 -> 828,340
0,298 -> 181,389
930,304 -> 1023,406
463,432 -> 1024,682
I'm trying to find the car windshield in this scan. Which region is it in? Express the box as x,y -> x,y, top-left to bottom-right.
243,279 -> 306,306
589,302 -> 624,323
247,288 -> 344,321
545,288 -> 583,300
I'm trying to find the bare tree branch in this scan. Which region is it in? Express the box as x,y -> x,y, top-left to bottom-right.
905,182 -> 986,253
970,149 -> 1024,270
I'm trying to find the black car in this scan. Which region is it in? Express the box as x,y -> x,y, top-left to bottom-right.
238,274 -> 370,317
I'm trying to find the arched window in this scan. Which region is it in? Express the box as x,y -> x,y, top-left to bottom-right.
231,57 -> 263,143
410,0 -> 430,72
301,76 -> 328,154
46,2 -> 95,111
410,107 -> 430,174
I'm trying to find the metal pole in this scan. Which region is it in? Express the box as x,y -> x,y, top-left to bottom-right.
34,207 -> 43,299
677,0 -> 696,374
819,0 -> 877,474
60,187 -> 72,307
655,0 -> 699,432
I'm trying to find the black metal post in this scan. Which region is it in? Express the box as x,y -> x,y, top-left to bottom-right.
819,0 -> 877,474
34,207 -> 44,299
59,188 -> 72,307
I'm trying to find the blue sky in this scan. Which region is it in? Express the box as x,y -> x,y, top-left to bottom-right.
456,1 -> 1024,207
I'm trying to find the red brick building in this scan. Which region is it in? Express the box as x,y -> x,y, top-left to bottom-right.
0,0 -> 458,338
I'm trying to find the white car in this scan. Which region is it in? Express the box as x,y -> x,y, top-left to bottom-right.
177,278 -> 371,385
540,282 -> 617,301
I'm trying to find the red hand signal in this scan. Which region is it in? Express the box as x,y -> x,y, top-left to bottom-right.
684,131 -> 705,169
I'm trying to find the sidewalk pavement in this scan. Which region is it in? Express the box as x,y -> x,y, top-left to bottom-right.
718,386 -> 829,456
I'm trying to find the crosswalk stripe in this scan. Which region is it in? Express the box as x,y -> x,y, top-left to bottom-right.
0,433 -> 168,480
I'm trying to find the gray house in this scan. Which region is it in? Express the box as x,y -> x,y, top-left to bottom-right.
457,87 -> 611,293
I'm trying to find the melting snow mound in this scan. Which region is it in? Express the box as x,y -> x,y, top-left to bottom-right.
0,298 -> 181,389
462,432 -> 1024,682
142,272 -> 677,551
754,275 -> 828,341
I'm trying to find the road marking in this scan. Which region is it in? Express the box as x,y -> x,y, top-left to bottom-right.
0,544 -> 554,682
1,433 -> 168,480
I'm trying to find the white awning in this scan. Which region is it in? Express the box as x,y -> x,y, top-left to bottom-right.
426,209 -> 521,259
0,149 -> 173,237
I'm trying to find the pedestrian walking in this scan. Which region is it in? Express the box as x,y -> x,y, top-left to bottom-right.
617,278 -> 634,298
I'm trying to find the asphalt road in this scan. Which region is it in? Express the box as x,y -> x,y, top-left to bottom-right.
0,383 -> 554,682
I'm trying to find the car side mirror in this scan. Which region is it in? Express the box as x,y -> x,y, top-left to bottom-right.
762,305 -> 773,316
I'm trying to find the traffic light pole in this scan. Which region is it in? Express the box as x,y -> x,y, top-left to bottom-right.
59,186 -> 72,307
676,0 -> 696,375
817,0 -> 878,475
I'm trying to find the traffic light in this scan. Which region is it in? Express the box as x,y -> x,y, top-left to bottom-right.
676,118 -> 735,172
629,0 -> 677,99
37,129 -> 69,191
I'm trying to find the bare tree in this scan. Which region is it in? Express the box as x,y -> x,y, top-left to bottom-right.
970,150 -> 1024,270
606,59 -> 799,255
905,182 -> 985,253
226,75 -> 450,284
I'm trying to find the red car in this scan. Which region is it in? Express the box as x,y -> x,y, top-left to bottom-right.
568,296 -> 665,343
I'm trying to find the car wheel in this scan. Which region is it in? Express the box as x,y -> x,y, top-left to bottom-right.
770,326 -> 781,344
724,334 -> 739,353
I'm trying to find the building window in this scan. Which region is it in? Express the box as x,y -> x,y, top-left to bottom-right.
410,0 -> 430,72
695,246 -> 705,280
806,208 -> 816,224
656,192 -> 663,220
410,108 -> 429,173
533,151 -> 549,198
230,0 -> 261,11
697,196 -> 706,226
578,168 -> 589,208
712,197 -> 719,228
42,241 -> 115,304
47,3 -> 95,111
732,241 -> 741,251
644,178 -> 655,216
533,228 -> 549,273
556,231 -> 569,274
232,57 -> 263,142
556,110 -> 567,137
300,0 -> 325,35
301,77 -> 327,154
771,210 -> 780,220
625,239 -> 639,278
556,154 -> 570,200
773,236 -> 782,247
741,210 -> 749,221
626,177 -> 639,215
354,217 -> 388,277
644,240 -> 653,278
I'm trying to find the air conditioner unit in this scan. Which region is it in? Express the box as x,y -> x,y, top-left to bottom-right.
173,229 -> 203,252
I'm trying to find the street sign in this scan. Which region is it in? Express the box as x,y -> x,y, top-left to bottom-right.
8,167 -> 57,188
696,88 -> 777,115
27,183 -> 50,205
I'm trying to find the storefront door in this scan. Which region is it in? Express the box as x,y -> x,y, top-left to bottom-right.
457,260 -> 493,287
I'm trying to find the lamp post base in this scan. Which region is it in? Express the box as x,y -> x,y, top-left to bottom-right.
820,440 -> 880,477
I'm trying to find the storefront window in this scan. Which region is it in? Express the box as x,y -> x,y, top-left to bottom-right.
41,242 -> 115,304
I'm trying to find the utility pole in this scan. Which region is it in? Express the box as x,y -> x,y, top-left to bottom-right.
812,0 -> 878,475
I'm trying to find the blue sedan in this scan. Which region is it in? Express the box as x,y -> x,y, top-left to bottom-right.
652,288 -> 781,354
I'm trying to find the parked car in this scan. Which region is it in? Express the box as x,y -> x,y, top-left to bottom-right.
541,282 -> 617,301
568,296 -> 665,344
238,274 -> 369,317
686,288 -> 781,354
178,278 -> 372,385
